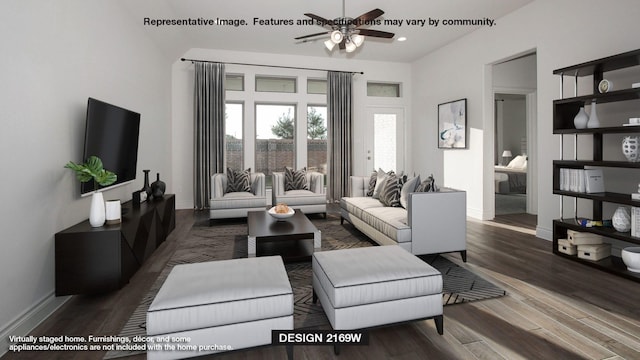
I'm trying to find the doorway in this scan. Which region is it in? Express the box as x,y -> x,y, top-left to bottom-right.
491,53 -> 538,230
365,107 -> 405,173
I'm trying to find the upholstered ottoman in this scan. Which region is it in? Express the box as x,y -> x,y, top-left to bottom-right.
146,256 -> 293,360
312,246 -> 443,353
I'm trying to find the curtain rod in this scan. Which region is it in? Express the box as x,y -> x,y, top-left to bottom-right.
180,58 -> 363,75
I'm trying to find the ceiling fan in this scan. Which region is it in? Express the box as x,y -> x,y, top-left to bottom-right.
295,1 -> 394,53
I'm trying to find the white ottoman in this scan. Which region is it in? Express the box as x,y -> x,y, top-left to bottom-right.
147,256 -> 293,360
312,246 -> 443,353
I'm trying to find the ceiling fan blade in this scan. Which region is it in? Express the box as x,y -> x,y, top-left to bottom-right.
303,13 -> 333,27
357,29 -> 395,39
339,39 -> 346,50
295,32 -> 329,40
353,8 -> 384,24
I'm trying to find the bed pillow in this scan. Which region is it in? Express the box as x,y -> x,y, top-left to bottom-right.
225,168 -> 252,193
400,175 -> 420,208
507,155 -> 527,169
284,167 -> 309,191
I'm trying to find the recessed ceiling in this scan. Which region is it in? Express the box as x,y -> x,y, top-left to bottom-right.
120,0 -> 534,62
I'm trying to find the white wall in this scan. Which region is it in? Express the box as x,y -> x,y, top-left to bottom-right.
0,0 -> 171,349
411,0 -> 640,238
171,49 -> 412,209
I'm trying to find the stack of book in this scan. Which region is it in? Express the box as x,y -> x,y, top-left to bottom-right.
559,169 -> 604,193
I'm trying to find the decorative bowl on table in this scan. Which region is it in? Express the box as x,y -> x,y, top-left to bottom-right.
621,247 -> 640,273
268,203 -> 295,220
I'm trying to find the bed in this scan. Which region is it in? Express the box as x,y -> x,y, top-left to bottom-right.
495,155 -> 527,194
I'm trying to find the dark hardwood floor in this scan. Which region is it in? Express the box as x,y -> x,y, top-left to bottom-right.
3,208 -> 639,360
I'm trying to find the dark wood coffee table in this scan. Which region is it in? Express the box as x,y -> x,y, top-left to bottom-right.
247,209 -> 321,262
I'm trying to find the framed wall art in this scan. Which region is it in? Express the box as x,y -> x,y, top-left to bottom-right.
438,98 -> 467,149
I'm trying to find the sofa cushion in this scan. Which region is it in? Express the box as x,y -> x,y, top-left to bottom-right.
210,191 -> 265,210
226,168 -> 251,193
341,197 -> 384,219
285,167 -> 309,191
361,207 -> 411,243
277,189 -> 326,206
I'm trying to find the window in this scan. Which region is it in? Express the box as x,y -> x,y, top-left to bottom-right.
225,103 -> 243,170
307,79 -> 327,94
367,82 -> 401,97
307,106 -> 327,176
255,76 -> 297,93
255,104 -> 296,186
225,74 -> 244,91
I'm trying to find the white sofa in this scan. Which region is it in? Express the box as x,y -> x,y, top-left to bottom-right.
341,176 -> 467,261
272,171 -> 327,217
209,172 -> 267,221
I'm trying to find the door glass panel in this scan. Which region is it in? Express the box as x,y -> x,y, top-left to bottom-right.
374,114 -> 397,171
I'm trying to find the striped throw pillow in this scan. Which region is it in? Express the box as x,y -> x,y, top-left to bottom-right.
366,169 -> 377,196
379,174 -> 404,207
284,167 -> 309,191
225,168 -> 252,193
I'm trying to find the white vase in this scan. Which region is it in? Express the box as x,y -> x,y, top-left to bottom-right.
587,100 -> 600,128
89,192 -> 106,227
573,107 -> 588,129
612,206 -> 631,232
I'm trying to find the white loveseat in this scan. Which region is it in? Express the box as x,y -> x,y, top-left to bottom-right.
209,172 -> 267,221
341,176 -> 467,261
272,171 -> 327,217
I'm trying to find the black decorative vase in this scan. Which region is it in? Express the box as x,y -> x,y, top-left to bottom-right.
141,170 -> 152,200
151,173 -> 166,200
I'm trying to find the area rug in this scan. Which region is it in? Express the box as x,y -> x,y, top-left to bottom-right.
105,213 -> 505,359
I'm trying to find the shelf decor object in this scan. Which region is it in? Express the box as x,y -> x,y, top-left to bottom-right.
105,200 -> 121,225
612,206 -> 631,232
64,155 -> 117,228
621,247 -> 640,272
141,169 -> 152,199
622,136 -> 640,162
151,173 -> 166,200
587,100 -> 600,128
552,48 -> 640,283
573,107 -> 589,129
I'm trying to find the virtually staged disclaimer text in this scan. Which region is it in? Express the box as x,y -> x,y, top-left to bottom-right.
142,17 -> 496,28
7,335 -> 231,353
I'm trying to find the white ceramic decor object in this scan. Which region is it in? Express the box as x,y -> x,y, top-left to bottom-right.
89,192 -> 106,227
587,100 -> 600,128
621,247 -> 640,273
612,206 -> 631,232
573,107 -> 588,129
622,136 -> 640,162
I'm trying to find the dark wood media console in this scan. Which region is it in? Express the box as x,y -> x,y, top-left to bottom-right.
55,194 -> 175,296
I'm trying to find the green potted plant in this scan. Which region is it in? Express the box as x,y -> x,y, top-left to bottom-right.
65,156 -> 117,227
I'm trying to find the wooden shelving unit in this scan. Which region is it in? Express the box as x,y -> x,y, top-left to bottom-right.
552,49 -> 640,282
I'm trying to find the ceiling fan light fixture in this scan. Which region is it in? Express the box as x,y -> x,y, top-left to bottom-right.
330,30 -> 344,44
351,34 -> 364,47
345,40 -> 357,53
324,39 -> 336,51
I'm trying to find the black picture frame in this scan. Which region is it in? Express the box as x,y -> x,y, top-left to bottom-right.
438,98 -> 467,149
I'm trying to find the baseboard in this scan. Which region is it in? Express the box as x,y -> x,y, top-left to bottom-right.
0,292 -> 70,358
467,206 -> 489,220
536,225 -> 553,241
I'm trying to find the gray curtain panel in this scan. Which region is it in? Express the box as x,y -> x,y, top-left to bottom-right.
327,71 -> 353,202
193,62 -> 225,209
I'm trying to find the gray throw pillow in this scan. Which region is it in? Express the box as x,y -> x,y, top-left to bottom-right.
416,174 -> 439,193
366,169 -> 377,197
400,175 -> 420,208
372,168 -> 393,199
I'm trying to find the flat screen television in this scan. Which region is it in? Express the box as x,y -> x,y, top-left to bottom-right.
81,98 -> 141,195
